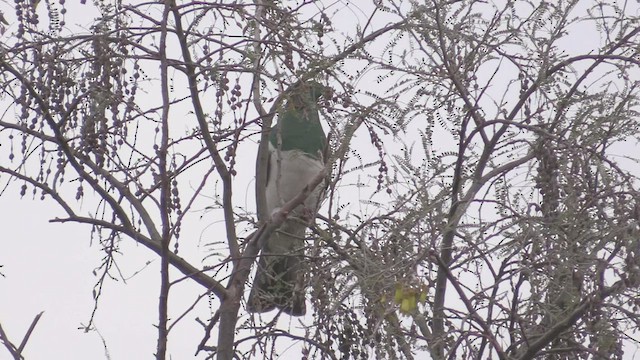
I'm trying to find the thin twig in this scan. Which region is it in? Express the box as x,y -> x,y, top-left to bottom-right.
0,322 -> 21,360
0,311 -> 44,360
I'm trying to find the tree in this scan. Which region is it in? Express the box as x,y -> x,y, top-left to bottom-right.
1,0 -> 640,359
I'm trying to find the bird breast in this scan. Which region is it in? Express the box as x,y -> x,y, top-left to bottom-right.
266,148 -> 324,216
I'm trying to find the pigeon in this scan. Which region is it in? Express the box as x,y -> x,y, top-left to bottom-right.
247,82 -> 327,316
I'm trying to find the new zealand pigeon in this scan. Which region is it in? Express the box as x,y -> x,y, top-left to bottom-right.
247,82 -> 327,316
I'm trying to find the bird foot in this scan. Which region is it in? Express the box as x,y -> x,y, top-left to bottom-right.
300,206 -> 315,222
270,207 -> 289,223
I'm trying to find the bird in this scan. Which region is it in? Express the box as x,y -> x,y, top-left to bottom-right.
247,81 -> 328,316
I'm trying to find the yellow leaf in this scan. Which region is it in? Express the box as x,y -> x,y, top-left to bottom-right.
400,298 -> 411,313
394,286 -> 403,303
419,291 -> 427,303
400,294 -> 419,314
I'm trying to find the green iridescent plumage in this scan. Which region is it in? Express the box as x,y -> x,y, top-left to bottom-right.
269,82 -> 327,159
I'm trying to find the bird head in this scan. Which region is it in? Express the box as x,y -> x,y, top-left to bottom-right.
287,81 -> 330,106
306,81 -> 329,101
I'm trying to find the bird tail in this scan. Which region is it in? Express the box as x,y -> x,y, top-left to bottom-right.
247,225 -> 307,316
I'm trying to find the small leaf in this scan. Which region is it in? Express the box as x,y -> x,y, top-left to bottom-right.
394,286 -> 403,303
400,298 -> 411,313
